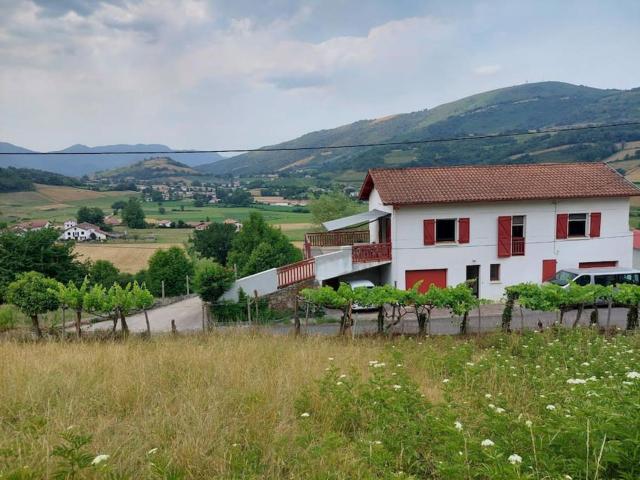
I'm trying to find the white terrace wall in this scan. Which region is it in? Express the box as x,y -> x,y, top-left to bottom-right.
221,268 -> 278,301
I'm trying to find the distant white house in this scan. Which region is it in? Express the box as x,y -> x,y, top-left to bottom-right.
59,222 -> 108,242
157,219 -> 174,228
64,219 -> 77,230
224,218 -> 243,232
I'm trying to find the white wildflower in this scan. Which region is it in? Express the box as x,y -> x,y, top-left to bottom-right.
336,381 -> 343,386
546,404 -> 556,411
392,384 -> 402,391
147,448 -> 158,455
300,412 -> 310,418
581,362 -> 590,367
508,453 -> 522,465
495,407 -> 506,414
454,421 -> 463,431
525,420 -> 533,428
373,362 -> 386,368
481,439 -> 495,447
328,357 -> 334,361
91,455 -> 109,466
626,371 -> 640,379
442,378 -> 450,383
566,378 -> 587,384
485,393 -> 492,399
339,374 -> 347,379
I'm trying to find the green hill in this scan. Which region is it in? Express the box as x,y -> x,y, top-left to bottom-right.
0,167 -> 81,193
196,82 -> 640,179
94,157 -> 199,181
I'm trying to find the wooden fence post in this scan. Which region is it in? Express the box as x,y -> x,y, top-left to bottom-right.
201,302 -> 206,332
294,296 -> 300,336
161,280 -> 165,303
254,290 -> 259,324
61,308 -> 66,341
186,275 -> 190,296
247,296 -> 252,325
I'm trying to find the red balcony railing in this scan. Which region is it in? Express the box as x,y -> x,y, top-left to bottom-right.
304,230 -> 370,247
277,258 -> 316,288
512,237 -> 525,256
352,242 -> 392,263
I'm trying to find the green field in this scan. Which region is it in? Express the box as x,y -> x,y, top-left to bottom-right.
0,186 -> 313,241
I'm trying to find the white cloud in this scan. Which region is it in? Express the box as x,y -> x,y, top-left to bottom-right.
473,64 -> 502,76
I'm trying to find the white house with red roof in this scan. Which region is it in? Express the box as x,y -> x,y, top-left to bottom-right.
223,162 -> 640,301
59,222 -> 108,242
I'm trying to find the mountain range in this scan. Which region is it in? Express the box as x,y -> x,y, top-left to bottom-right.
0,143 -> 223,177
195,81 -> 640,180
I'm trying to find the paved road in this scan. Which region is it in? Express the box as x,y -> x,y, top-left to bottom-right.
87,297 -> 632,336
87,296 -> 205,333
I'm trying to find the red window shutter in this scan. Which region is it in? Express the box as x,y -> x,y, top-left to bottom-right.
542,259 -> 557,282
556,214 -> 568,239
458,218 -> 470,243
589,212 -> 601,237
423,219 -> 435,245
497,216 -> 512,257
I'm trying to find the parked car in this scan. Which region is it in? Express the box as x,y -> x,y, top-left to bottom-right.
347,279 -> 376,311
550,267 -> 640,288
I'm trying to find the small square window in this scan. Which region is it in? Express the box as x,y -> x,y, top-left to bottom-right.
568,213 -> 587,237
436,219 -> 456,242
490,264 -> 501,282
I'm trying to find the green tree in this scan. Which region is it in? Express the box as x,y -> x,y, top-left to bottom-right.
354,284 -> 398,334
57,278 -> 90,338
132,281 -> 154,336
308,192 -> 362,226
227,212 -> 301,277
107,283 -> 134,334
613,284 -> 640,330
190,222 -> 237,264
121,197 -> 146,228
0,229 -> 87,300
6,271 -> 61,338
83,284 -> 113,330
88,260 -> 120,288
406,283 -> 448,335
193,259 -> 234,303
111,200 -> 127,213
443,283 -> 479,335
77,206 -> 105,226
146,247 -> 194,297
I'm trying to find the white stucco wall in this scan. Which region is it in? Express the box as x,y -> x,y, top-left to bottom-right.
384,197 -> 633,300
222,268 -> 278,301
368,188 -> 393,243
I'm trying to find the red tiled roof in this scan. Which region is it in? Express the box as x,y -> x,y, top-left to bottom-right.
359,162 -> 640,205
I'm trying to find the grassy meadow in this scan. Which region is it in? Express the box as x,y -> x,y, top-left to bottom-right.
0,329 -> 638,479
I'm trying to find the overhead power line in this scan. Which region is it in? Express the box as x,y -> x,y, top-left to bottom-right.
1,121 -> 640,156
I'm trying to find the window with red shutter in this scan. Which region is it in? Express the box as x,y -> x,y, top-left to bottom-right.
556,213 -> 568,239
589,212 -> 601,237
423,219 -> 435,245
458,218 -> 470,243
497,216 -> 512,257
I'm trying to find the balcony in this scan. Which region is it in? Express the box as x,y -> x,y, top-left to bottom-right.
304,230 -> 370,247
512,237 -> 525,256
352,242 -> 392,263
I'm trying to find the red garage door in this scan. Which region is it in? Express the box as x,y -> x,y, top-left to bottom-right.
406,269 -> 447,293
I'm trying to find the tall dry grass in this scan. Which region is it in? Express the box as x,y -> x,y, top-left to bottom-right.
0,333 -> 413,478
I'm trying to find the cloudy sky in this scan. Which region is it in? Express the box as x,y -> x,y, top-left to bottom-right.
1,0 -> 639,151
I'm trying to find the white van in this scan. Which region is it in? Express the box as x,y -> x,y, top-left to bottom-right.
550,267 -> 640,288
347,279 -> 376,311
